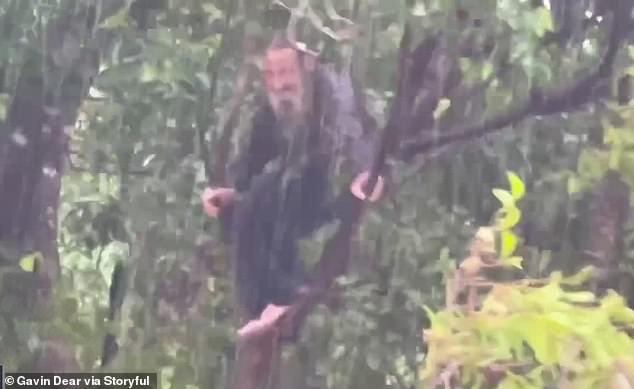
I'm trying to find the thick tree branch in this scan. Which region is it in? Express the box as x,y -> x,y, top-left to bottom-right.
400,0 -> 630,160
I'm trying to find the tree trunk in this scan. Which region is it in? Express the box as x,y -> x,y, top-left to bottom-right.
0,4 -> 99,297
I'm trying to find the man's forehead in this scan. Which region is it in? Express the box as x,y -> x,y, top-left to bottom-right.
265,47 -> 299,67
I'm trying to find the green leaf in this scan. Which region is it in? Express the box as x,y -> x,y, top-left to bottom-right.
609,146 -> 623,170
0,93 -> 9,121
514,316 -> 563,365
560,266 -> 595,286
507,172 -> 525,200
140,64 -> 160,83
19,252 -> 41,272
562,291 -> 596,304
600,291 -> 634,323
482,62 -> 493,80
501,231 -> 518,258
577,149 -> 609,182
498,206 -> 522,230
567,176 -> 581,194
492,189 -> 515,208
533,7 -> 554,37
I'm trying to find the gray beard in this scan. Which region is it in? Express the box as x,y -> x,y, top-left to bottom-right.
269,96 -> 311,168
277,117 -> 309,170
274,100 -> 301,122
275,104 -> 305,136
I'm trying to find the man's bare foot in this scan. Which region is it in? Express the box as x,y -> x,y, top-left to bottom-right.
237,304 -> 291,340
350,171 -> 385,202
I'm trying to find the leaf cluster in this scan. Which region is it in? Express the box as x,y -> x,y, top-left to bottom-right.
421,173 -> 634,388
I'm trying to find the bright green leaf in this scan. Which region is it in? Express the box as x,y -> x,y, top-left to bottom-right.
501,231 -> 518,258
507,172 -> 526,200
562,291 -> 596,304
492,189 -> 515,208
498,206 -> 522,230
19,252 -> 41,272
560,266 -> 595,286
516,316 -> 563,365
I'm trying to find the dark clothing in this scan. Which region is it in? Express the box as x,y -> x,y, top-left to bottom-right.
224,67 -> 375,318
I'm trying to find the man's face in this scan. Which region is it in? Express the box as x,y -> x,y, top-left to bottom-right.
263,48 -> 305,120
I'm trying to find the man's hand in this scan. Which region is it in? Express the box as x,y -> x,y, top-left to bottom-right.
201,187 -> 236,218
350,171 -> 385,202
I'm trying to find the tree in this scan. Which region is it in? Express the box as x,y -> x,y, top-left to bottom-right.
0,0 -> 633,388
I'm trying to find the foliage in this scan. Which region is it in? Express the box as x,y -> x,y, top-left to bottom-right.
421,173 -> 634,388
422,273 -> 634,388
570,100 -> 634,200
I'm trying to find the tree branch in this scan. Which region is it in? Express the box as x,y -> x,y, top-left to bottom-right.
400,0 -> 630,160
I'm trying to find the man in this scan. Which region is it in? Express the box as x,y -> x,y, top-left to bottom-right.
202,36 -> 384,333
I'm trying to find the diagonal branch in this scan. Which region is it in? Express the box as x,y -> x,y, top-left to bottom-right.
400,0 -> 630,160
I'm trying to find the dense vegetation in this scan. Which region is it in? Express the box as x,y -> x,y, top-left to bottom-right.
1,0 -> 634,388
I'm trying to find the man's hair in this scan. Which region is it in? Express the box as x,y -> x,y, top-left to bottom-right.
267,32 -> 319,60
269,33 -> 295,50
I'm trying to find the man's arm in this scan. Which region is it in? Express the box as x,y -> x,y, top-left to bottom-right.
203,101 -> 281,242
